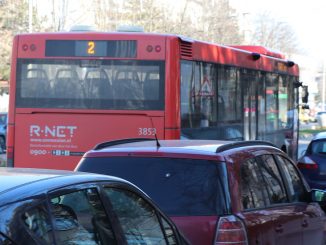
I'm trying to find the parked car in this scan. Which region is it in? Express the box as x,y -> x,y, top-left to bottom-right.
297,132 -> 326,189
76,138 -> 326,245
0,167 -> 188,245
0,112 -> 7,153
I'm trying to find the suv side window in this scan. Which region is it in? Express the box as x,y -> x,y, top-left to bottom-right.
240,158 -> 267,209
275,155 -> 306,202
258,155 -> 287,204
104,187 -> 176,245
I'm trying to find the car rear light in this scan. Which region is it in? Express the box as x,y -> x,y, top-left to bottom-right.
297,156 -> 318,170
214,215 -> 248,245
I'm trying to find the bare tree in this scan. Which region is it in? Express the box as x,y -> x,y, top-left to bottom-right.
251,12 -> 299,57
193,0 -> 243,44
91,0 -> 243,44
49,0 -> 69,31
94,0 -> 120,31
0,0 -> 44,80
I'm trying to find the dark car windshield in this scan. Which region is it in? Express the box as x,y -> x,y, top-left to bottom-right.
77,157 -> 229,216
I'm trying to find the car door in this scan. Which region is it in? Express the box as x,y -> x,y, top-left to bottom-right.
101,185 -> 184,245
20,185 -> 121,245
275,155 -> 325,245
48,186 -> 120,245
256,154 -> 304,245
20,182 -> 186,245
239,157 -> 276,245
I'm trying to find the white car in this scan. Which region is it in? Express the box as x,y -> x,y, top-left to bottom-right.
316,111 -> 326,128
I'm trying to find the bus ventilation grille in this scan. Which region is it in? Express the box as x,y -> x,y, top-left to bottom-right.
180,41 -> 193,59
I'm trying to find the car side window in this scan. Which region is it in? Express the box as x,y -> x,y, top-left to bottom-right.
50,188 -> 116,245
240,158 -> 267,209
22,203 -> 53,244
258,155 -> 287,204
275,155 -> 306,202
161,217 -> 178,245
103,187 -> 175,245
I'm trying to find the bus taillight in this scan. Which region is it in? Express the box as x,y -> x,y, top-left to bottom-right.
22,44 -> 36,52
22,44 -> 29,51
146,45 -> 153,52
146,45 -> 161,53
155,45 -> 161,52
30,44 -> 36,51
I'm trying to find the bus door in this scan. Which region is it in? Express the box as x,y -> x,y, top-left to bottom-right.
242,69 -> 257,140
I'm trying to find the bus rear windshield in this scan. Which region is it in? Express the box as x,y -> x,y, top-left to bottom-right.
15,59 -> 165,110
77,157 -> 230,216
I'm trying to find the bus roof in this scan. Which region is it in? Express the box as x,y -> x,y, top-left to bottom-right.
14,31 -> 299,75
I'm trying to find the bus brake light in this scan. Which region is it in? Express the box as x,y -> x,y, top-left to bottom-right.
155,45 -> 161,52
30,44 -> 36,51
22,44 -> 36,52
22,44 -> 29,51
146,45 -> 153,52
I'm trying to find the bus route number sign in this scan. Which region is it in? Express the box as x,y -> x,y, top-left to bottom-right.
75,41 -> 107,57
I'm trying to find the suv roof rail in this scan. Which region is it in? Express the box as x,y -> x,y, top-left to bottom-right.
93,138 -> 155,150
216,140 -> 276,153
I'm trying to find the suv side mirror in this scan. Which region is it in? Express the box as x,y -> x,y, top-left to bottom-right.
302,85 -> 309,104
311,189 -> 326,211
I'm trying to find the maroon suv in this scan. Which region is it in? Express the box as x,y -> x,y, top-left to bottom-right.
76,139 -> 326,245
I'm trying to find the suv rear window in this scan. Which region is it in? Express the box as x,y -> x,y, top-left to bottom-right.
77,157 -> 229,216
311,140 -> 326,154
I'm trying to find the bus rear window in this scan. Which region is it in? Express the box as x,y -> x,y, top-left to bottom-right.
15,59 -> 165,110
77,157 -> 229,216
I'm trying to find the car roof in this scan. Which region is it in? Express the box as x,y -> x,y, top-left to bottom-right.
0,167 -> 131,206
313,132 -> 326,140
86,139 -> 278,158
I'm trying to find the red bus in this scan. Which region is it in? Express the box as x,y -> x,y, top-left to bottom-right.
7,31 -> 300,170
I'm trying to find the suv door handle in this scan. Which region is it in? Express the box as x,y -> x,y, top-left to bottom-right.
302,220 -> 309,228
275,224 -> 283,233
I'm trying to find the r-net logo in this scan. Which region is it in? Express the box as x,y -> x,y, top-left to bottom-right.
30,125 -> 77,138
